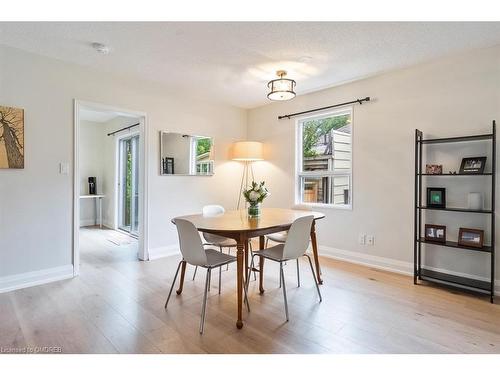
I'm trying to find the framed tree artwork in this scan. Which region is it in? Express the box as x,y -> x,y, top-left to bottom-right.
0,105 -> 24,169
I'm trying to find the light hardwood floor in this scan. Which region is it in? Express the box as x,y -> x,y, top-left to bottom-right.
1,227 -> 500,354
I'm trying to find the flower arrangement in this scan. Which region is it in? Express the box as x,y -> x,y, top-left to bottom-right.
243,181 -> 269,217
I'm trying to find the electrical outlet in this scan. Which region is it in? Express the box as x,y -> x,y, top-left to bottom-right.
367,235 -> 375,246
359,234 -> 366,245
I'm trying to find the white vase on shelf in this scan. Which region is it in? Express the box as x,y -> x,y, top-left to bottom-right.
467,192 -> 483,210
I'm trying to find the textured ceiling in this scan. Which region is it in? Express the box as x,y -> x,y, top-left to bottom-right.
1,22 -> 500,108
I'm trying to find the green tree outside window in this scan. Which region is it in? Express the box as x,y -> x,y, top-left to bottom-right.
303,115 -> 349,157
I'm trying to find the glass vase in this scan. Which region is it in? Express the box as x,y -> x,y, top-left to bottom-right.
248,203 -> 261,217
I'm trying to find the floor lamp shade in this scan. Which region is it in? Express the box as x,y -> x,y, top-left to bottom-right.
231,141 -> 264,161
231,141 -> 264,209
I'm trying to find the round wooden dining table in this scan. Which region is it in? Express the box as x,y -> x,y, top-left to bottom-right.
172,207 -> 325,329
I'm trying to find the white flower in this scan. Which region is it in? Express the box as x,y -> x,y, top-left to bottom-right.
249,191 -> 260,202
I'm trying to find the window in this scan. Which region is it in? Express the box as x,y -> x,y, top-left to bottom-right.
296,109 -> 352,208
189,136 -> 213,175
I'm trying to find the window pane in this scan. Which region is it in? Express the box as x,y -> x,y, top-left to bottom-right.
332,175 -> 350,205
302,114 -> 351,172
300,175 -> 350,205
195,137 -> 214,175
301,177 -> 328,204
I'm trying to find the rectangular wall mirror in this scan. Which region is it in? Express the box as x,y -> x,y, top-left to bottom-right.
160,131 -> 214,176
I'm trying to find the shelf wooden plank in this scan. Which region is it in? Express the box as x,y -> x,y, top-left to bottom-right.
418,238 -> 492,253
419,134 -> 493,144
417,206 -> 493,214
420,268 -> 491,293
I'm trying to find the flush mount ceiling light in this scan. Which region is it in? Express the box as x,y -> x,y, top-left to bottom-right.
91,42 -> 110,54
267,70 -> 296,101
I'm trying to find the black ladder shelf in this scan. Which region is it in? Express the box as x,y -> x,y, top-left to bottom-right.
414,121 -> 496,303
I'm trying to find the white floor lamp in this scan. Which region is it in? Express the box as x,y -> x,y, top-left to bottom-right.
231,141 -> 264,209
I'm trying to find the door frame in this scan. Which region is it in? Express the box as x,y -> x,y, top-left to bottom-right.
73,100 -> 150,276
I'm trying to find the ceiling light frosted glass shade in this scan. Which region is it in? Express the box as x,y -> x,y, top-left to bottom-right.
231,141 -> 264,161
267,70 -> 296,101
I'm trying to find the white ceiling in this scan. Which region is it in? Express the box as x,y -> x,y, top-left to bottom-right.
1,22 -> 500,108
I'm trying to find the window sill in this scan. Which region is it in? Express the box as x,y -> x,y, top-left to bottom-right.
298,202 -> 352,211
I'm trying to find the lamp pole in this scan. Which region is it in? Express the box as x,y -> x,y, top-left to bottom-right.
237,161 -> 255,209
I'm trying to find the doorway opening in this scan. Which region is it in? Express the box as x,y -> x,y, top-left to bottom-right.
73,100 -> 148,276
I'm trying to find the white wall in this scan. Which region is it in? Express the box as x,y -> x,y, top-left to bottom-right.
79,120 -> 105,226
247,45 -> 500,281
0,44 -> 246,280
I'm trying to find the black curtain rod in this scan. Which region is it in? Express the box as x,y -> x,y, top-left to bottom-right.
278,97 -> 371,120
107,123 -> 140,136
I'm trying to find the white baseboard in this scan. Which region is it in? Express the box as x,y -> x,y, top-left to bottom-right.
79,219 -> 96,227
0,265 -> 74,294
318,245 -> 413,275
318,245 -> 500,296
102,221 -> 114,229
148,244 -> 179,260
79,220 -> 113,228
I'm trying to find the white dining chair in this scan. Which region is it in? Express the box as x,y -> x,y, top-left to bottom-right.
201,205 -> 236,254
261,204 -> 312,287
192,205 -> 237,291
195,205 -> 256,284
247,215 -> 322,322
165,218 -> 250,334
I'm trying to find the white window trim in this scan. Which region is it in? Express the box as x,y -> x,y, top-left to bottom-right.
189,136 -> 197,175
294,107 -> 353,210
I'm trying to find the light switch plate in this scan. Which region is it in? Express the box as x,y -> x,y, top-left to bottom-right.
59,162 -> 69,175
359,234 -> 366,245
367,235 -> 375,246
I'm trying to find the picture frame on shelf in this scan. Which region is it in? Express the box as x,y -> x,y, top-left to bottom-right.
459,157 -> 486,174
424,224 -> 446,243
426,187 -> 446,208
458,228 -> 484,248
425,164 -> 443,174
